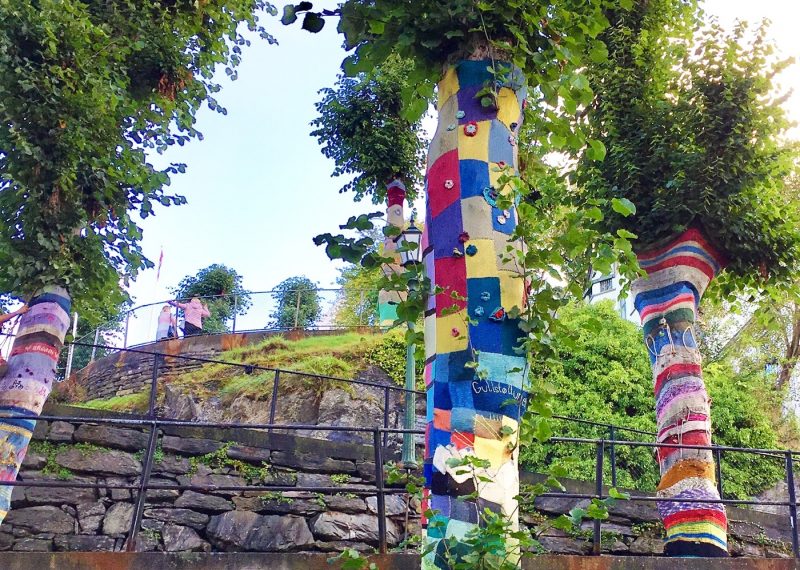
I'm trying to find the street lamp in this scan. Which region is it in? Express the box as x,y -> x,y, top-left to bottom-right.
395,218 -> 423,468
396,218 -> 423,268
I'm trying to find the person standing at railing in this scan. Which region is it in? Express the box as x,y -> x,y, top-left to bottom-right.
169,298 -> 209,337
155,305 -> 178,341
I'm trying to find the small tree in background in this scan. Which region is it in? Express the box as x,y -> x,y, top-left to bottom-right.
172,264 -> 251,333
334,263 -> 381,327
269,276 -> 322,329
311,55 -> 426,205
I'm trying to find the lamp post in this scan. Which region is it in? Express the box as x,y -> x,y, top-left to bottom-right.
395,218 -> 422,468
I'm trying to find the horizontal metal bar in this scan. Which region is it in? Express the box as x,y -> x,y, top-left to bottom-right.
536,492 -> 796,507
6,480 -> 411,495
549,413 -> 655,437
548,436 -> 800,455
25,414 -> 426,434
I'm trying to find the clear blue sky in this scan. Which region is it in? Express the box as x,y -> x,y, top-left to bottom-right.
128,0 -> 800,307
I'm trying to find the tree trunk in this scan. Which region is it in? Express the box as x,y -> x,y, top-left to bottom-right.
632,228 -> 728,557
378,179 -> 406,327
421,59 -> 528,567
777,304 -> 800,390
0,286 -> 71,524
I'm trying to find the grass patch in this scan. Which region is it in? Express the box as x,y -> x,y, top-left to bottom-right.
171,332 -> 385,402
81,331 -> 407,412
80,391 -> 149,413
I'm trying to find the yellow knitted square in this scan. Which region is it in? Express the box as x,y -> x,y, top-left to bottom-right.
497,87 -> 521,129
457,121 -> 491,162
437,68 -> 460,111
499,270 -> 525,311
435,311 -> 469,354
474,435 -> 509,469
465,239 -> 498,279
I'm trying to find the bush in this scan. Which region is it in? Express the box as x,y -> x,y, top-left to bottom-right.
364,330 -> 424,387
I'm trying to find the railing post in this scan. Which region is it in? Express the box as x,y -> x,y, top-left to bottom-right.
786,452 -> 799,558
593,439 -> 604,556
148,354 -> 160,416
714,447 -> 724,500
402,321 -> 417,468
373,429 -> 388,554
232,294 -> 238,333
293,289 -> 301,329
64,312 -> 78,381
90,327 -> 100,363
268,370 -> 280,432
608,425 -> 617,488
383,387 -> 390,448
126,354 -> 161,551
123,312 -> 131,348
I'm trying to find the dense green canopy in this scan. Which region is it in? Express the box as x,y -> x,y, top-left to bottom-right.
578,1 -> 800,287
311,56 -> 425,204
0,0 -> 275,312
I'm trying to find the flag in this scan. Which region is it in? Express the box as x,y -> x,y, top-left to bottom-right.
156,248 -> 164,281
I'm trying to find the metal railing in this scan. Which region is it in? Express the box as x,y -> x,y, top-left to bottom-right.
73,287 -> 381,357
8,340 -> 800,556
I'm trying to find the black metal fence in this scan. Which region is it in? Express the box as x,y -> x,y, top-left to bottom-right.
5,340 -> 800,557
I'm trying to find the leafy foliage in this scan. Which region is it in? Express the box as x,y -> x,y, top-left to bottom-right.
363,330 -> 424,387
520,301 -> 786,498
172,264 -> 251,333
579,2 -> 800,290
0,0 -> 276,310
268,276 -> 322,329
333,263 -> 381,327
311,55 -> 426,203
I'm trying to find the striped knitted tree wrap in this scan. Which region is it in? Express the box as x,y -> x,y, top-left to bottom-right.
0,286 -> 70,524
632,228 -> 728,557
421,60 -> 529,568
378,180 -> 406,327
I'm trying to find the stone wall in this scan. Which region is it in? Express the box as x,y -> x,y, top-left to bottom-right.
5,404 -> 412,554
3,404 -> 795,558
69,329 -> 373,401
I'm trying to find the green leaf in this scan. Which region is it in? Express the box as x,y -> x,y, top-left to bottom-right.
586,139 -> 606,161
611,197 -> 636,217
588,41 -> 609,64
301,12 -> 325,33
608,487 -> 631,500
280,5 -> 297,25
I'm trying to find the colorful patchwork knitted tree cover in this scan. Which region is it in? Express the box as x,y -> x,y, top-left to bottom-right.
378,180 -> 406,327
0,286 -> 71,523
421,60 -> 529,568
632,228 -> 728,557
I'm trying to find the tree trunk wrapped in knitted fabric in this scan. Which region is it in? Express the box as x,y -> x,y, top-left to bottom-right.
0,286 -> 71,524
421,59 -> 528,568
632,228 -> 727,557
